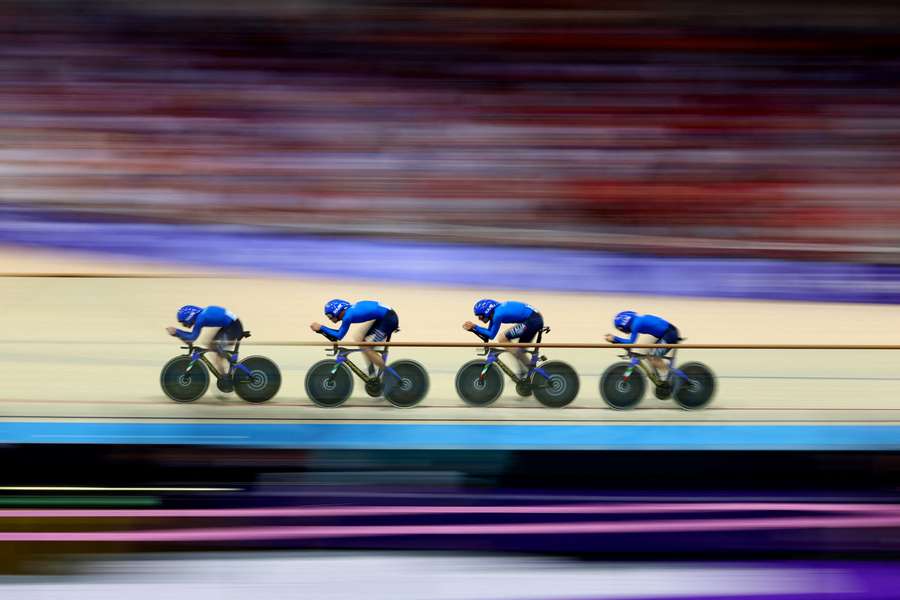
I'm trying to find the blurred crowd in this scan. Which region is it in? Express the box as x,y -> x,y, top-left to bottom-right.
2,0 -> 900,260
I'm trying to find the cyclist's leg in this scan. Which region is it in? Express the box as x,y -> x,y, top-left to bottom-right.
649,328 -> 678,377
502,323 -> 529,373
212,320 -> 242,377
364,311 -> 398,373
506,313 -> 543,374
349,320 -> 380,370
196,327 -> 228,376
627,332 -> 655,374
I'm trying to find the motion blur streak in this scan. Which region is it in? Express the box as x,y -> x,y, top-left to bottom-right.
0,486 -> 239,492
0,555 -> 854,600
1,501 -> 899,519
5,514 -> 900,542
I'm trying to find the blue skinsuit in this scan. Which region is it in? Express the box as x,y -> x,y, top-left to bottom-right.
319,301 -> 392,341
611,314 -> 674,344
473,301 -> 536,341
174,306 -> 237,342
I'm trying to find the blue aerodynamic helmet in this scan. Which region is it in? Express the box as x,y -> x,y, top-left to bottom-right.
324,299 -> 351,320
614,310 -> 637,333
473,299 -> 499,319
177,305 -> 203,326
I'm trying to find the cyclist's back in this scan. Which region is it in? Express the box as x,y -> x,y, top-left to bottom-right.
172,306 -> 238,343
611,314 -> 673,345
318,301 -> 393,341
472,300 -> 539,341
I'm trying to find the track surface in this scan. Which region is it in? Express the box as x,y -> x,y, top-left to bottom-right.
3,263 -> 900,425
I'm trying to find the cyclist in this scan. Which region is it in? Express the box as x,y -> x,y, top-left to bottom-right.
310,299 -> 400,382
605,311 -> 680,379
166,305 -> 243,382
463,299 -> 543,375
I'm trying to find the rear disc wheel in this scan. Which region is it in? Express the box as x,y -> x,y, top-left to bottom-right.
234,356 -> 281,403
384,360 -> 430,408
533,361 -> 579,408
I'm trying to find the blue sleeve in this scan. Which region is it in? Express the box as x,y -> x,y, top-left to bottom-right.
319,306 -> 356,340
319,321 -> 351,340
174,321 -> 203,342
473,308 -> 505,340
611,331 -> 638,345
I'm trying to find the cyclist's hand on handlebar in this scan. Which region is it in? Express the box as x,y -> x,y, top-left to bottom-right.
462,321 -> 476,331
310,322 -> 322,332
604,333 -> 616,343
166,326 -> 177,336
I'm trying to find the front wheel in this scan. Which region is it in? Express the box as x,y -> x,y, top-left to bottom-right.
305,360 -> 354,407
385,360 -> 430,408
673,362 -> 716,410
160,356 -> 209,403
234,356 -> 281,403
455,360 -> 504,406
600,362 -> 645,410
533,361 -> 579,408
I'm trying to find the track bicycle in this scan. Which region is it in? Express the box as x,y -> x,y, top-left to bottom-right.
160,331 -> 282,403
599,343 -> 715,410
305,330 -> 429,408
455,327 -> 579,408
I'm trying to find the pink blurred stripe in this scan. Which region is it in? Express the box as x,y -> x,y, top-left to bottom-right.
4,514 -> 900,542
0,502 -> 897,519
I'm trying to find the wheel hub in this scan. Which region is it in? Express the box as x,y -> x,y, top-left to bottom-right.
247,370 -> 267,391
547,375 -> 565,395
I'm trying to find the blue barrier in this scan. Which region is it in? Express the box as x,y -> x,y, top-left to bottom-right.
2,421 -> 900,450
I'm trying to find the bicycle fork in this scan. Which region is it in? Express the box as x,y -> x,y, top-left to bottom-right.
186,350 -> 203,372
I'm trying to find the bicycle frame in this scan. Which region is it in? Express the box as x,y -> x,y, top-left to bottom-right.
621,347 -> 688,386
325,345 -> 388,382
476,327 -> 552,384
182,340 -> 251,380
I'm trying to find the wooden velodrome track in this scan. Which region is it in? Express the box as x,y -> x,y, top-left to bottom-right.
3,245 -> 900,429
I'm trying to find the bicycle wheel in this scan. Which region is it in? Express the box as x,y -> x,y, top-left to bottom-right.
384,360 -> 430,408
533,360 -> 579,408
455,360 -> 503,406
600,362 -> 645,410
234,356 -> 282,403
673,362 -> 716,410
160,356 -> 209,403
305,360 -> 354,407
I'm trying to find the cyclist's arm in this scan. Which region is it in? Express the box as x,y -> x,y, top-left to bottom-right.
611,330 -> 638,345
473,315 -> 503,340
174,322 -> 202,342
319,319 -> 351,341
